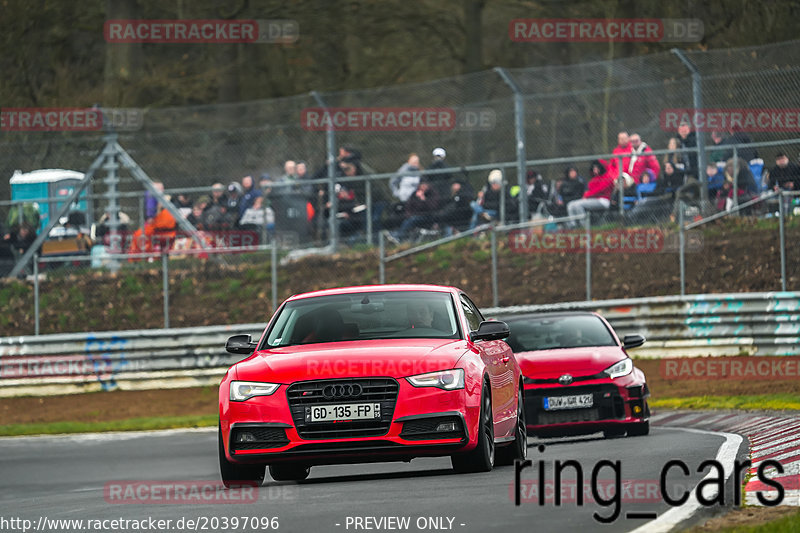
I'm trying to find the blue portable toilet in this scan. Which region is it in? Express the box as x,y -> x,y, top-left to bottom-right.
9,169 -> 92,232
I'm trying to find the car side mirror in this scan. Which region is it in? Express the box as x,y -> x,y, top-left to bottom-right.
470,320 -> 510,342
622,334 -> 646,350
226,334 -> 258,355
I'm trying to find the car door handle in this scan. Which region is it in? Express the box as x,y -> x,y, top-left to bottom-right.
501,356 -> 510,364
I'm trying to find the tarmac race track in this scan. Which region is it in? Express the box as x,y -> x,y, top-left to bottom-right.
0,426 -> 745,533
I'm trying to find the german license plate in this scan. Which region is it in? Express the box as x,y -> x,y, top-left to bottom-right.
543,394 -> 593,411
306,403 -> 381,422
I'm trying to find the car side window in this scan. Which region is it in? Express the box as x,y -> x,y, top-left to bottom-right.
460,295 -> 482,332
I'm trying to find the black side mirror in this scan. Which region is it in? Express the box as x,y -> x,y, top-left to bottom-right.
622,334 -> 646,350
226,334 -> 258,355
470,320 -> 510,342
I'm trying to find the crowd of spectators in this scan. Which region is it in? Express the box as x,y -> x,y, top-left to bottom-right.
116,125 -> 800,253
8,123 -> 800,265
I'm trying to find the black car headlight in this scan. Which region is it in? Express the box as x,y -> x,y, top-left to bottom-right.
603,358 -> 633,379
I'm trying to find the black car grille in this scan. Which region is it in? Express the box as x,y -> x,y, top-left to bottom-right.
230,426 -> 289,450
287,378 -> 399,439
400,416 -> 465,441
524,371 -> 608,385
525,384 -> 624,426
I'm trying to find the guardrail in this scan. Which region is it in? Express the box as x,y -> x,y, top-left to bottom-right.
2,292 -> 798,397
0,323 -> 263,397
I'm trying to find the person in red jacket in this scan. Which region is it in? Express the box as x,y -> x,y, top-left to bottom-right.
627,133 -> 661,184
566,160 -> 614,225
605,131 -> 633,188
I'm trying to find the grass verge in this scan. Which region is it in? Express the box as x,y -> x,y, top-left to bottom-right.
692,509 -> 800,532
650,394 -> 800,411
0,414 -> 217,437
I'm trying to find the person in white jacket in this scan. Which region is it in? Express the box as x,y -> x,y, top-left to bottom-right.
390,153 -> 423,202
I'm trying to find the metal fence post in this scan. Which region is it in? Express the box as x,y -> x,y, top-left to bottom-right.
490,227 -> 498,307
732,145 -> 739,212
779,191 -> 787,291
679,201 -> 686,296
311,91 -> 338,251
494,67 -> 529,223
162,250 -> 169,329
33,254 -> 40,336
671,48 -> 708,210
366,179 -> 373,246
584,213 -> 591,301
271,240 -> 278,312
378,230 -> 385,284
617,155 -> 625,217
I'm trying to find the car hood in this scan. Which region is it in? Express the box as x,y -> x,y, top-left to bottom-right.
234,339 -> 470,383
516,346 -> 626,379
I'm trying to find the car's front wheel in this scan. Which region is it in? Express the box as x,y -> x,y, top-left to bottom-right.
218,425 -> 265,488
451,382 -> 494,473
496,386 -> 527,466
269,464 -> 311,482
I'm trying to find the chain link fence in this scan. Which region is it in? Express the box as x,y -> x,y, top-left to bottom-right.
3,40 -> 800,334
1,185 -> 796,336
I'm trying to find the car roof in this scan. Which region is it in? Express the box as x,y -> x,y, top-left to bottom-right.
285,284 -> 458,302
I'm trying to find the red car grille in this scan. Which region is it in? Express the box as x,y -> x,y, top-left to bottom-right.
286,378 -> 399,439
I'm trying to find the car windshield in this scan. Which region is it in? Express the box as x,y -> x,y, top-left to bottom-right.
264,291 -> 461,347
504,314 -> 616,352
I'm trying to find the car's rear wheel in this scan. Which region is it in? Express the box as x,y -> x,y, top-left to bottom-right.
626,420 -> 650,437
269,464 -> 311,482
451,382 -> 494,473
496,386 -> 527,466
218,425 -> 265,488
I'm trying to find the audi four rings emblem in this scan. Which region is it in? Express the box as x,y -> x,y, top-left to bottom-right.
558,374 -> 574,385
322,383 -> 363,400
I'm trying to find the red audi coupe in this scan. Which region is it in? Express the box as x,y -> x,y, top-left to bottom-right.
219,284 -> 526,484
502,311 -> 649,439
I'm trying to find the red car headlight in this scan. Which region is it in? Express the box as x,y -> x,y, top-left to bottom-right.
229,381 -> 280,402
405,369 -> 465,390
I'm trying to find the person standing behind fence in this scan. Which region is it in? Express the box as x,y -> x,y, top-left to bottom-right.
677,122 -> 698,178
436,177 -> 474,236
389,178 -> 439,243
715,157 -> 758,212
426,147 -> 452,198
766,152 -> 800,192
628,134 -> 661,184
128,193 -> 177,255
239,175 -> 263,220
662,137 -> 684,171
469,169 -> 507,229
144,181 -> 164,220
549,166 -> 586,217
391,153 -> 423,202
566,160 -> 613,225
226,182 -> 243,226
